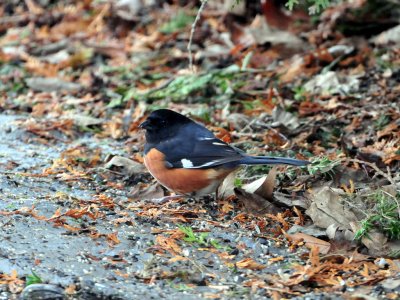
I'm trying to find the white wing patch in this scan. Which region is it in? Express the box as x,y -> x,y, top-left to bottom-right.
197,160 -> 220,167
212,142 -> 226,146
181,158 -> 194,168
199,137 -> 215,141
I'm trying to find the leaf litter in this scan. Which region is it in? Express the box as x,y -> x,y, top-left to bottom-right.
0,0 -> 399,299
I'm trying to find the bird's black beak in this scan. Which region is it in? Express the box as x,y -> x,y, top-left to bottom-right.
139,120 -> 150,129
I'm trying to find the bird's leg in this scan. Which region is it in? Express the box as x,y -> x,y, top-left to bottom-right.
215,188 -> 219,201
150,194 -> 185,204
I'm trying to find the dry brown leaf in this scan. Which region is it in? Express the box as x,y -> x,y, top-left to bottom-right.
234,167 -> 280,215
273,192 -> 309,209
48,208 -> 63,220
272,107 -> 300,130
248,15 -> 303,47
235,187 -> 281,216
267,213 -> 290,231
129,182 -> 164,200
220,201 -> 234,214
106,232 -> 121,245
288,232 -> 331,255
105,156 -> 145,176
155,235 -> 182,256
25,77 -> 82,92
299,101 -> 323,116
293,207 -> 305,225
64,207 -> 99,220
377,122 -> 399,139
0,270 -> 24,293
64,284 -> 77,295
217,171 -> 237,199
306,187 -> 359,230
361,230 -> 389,256
236,258 -> 266,270
242,166 -> 277,201
61,224 -> 81,232
268,256 -> 284,265
168,256 -> 188,263
280,56 -> 306,83
51,19 -> 92,37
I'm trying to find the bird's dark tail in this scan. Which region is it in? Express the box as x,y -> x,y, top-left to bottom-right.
238,155 -> 310,166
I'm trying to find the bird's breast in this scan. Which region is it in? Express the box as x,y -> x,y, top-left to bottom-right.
144,148 -> 233,196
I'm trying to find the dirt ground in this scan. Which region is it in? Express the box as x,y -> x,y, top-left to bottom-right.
0,114 -> 315,299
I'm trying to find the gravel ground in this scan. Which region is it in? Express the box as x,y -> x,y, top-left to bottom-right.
0,113 -> 398,299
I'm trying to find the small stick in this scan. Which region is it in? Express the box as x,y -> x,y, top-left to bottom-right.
346,158 -> 398,186
187,0 -> 208,72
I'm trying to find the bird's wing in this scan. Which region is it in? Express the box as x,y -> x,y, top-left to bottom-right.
157,123 -> 243,169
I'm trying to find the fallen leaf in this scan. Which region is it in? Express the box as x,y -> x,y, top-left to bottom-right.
242,166 -> 277,200
168,255 -> 188,263
217,171 -> 237,199
326,224 -> 339,239
106,232 -> 121,245
25,77 -> 82,92
155,235 -> 181,256
287,224 -> 327,238
372,24 -> 400,45
114,0 -> 143,21
236,258 -> 265,270
62,114 -> 104,127
248,15 -> 303,48
235,187 -> 281,216
273,192 -> 309,209
64,284 -> 77,295
268,256 -> 284,265
306,187 -> 359,230
271,106 -> 300,130
129,182 -> 164,200
304,71 -> 360,96
350,223 -> 390,257
288,232 -> 331,255
105,156 -> 145,176
381,278 -> 400,290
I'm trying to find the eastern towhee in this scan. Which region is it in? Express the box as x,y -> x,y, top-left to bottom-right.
140,109 -> 309,198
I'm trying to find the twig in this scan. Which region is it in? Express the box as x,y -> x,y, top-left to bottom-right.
345,158 -> 399,186
88,2 -> 110,32
187,0 -> 208,72
238,118 -> 257,133
146,78 -> 175,94
264,125 -> 290,144
0,14 -> 31,24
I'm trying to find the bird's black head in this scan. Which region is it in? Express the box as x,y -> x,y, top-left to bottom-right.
139,109 -> 193,144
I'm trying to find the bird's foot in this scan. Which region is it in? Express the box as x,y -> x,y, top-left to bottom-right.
150,194 -> 185,204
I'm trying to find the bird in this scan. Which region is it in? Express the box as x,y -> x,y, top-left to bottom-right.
139,109 -> 309,200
